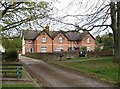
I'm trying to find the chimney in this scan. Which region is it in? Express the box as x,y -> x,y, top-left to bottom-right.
45,24 -> 49,32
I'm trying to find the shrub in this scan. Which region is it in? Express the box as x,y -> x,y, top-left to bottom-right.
58,52 -> 64,58
2,50 -> 18,62
88,49 -> 113,57
80,46 -> 87,52
23,51 -> 79,61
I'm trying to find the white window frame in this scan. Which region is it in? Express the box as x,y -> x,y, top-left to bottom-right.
41,37 -> 46,43
86,37 -> 90,43
54,47 -> 64,51
87,46 -> 91,51
59,47 -> 64,51
41,46 -> 47,52
59,36 -> 63,43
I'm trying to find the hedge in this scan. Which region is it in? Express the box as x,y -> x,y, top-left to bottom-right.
24,51 -> 79,61
88,49 -> 114,57
2,51 -> 18,62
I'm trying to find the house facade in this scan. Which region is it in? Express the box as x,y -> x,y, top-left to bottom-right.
22,26 -> 95,54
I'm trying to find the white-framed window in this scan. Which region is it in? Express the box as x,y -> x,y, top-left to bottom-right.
41,37 -> 46,43
86,37 -> 90,43
87,46 -> 91,51
54,47 -> 64,51
59,47 -> 64,51
41,46 -> 47,52
59,36 -> 63,43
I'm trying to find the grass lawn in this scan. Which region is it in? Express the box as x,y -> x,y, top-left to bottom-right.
63,56 -> 114,61
2,84 -> 36,89
2,84 -> 35,87
48,56 -> 119,84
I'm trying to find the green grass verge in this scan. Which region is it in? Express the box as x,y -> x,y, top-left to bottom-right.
2,84 -> 37,89
2,84 -> 35,87
63,56 -> 113,61
48,56 -> 119,84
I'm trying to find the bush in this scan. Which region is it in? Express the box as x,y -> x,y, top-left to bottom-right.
2,50 -> 18,62
80,46 -> 87,52
88,49 -> 113,57
23,51 -> 79,61
58,52 -> 64,58
79,51 -> 86,57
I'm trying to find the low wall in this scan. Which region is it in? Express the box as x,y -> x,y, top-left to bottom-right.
25,51 -> 79,61
24,50 -> 114,61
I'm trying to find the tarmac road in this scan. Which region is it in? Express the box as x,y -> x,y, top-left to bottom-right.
19,56 -> 112,87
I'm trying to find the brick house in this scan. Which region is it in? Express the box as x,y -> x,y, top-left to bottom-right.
22,25 -> 95,54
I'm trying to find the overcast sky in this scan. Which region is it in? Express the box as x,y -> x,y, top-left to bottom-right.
45,0 -> 112,36
4,0 -> 113,37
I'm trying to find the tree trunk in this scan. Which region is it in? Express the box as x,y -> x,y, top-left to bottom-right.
117,1 -> 120,86
117,2 -> 120,62
110,2 -> 119,63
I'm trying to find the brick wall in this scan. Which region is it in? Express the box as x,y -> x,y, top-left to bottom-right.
25,40 -> 34,53
53,32 -> 69,51
81,33 -> 95,51
35,31 -> 53,52
24,32 -> 96,53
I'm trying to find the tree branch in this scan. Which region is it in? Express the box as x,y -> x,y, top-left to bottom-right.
2,2 -> 23,17
75,24 -> 111,31
3,14 -> 46,30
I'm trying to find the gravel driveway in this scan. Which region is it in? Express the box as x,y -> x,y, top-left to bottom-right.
19,56 -> 113,87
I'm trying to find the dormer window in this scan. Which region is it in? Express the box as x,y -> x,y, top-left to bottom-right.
59,36 -> 63,43
86,37 -> 90,43
42,37 -> 46,43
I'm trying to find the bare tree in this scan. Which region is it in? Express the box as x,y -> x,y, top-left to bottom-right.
0,1 -> 52,38
49,0 -> 120,63
110,1 -> 120,63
